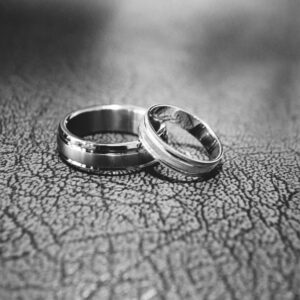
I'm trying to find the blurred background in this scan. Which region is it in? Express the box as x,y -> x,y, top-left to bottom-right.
0,0 -> 299,130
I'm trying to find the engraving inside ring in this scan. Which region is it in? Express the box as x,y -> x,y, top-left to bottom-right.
149,106 -> 220,160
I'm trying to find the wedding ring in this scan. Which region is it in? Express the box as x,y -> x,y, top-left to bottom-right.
57,104 -> 157,172
139,104 -> 223,176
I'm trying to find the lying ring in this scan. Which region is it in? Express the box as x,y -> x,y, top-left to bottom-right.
139,104 -> 223,176
57,104 -> 157,172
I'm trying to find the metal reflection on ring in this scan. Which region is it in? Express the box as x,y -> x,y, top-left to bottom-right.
139,104 -> 223,176
57,104 -> 156,172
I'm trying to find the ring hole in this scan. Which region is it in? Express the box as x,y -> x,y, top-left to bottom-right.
82,132 -> 138,144
164,121 -> 210,161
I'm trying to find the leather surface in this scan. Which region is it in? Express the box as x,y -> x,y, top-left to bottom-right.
1,1 -> 300,299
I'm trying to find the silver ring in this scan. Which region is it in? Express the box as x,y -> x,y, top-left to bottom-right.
57,104 -> 156,172
139,104 -> 223,176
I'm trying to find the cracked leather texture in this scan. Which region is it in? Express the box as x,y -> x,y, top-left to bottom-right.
1,0 -> 300,299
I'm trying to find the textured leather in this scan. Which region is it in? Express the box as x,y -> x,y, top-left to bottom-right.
1,1 -> 300,299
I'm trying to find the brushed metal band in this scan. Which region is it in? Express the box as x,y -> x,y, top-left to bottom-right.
139,104 -> 223,176
57,104 -> 156,172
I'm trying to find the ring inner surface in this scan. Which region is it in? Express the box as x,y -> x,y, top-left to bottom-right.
149,106 -> 220,160
67,108 -> 141,138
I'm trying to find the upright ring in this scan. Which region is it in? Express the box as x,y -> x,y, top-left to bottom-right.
57,104 -> 156,172
139,104 -> 223,176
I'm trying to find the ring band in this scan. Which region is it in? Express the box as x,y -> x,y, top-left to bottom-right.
57,104 -> 156,172
139,104 -> 223,176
